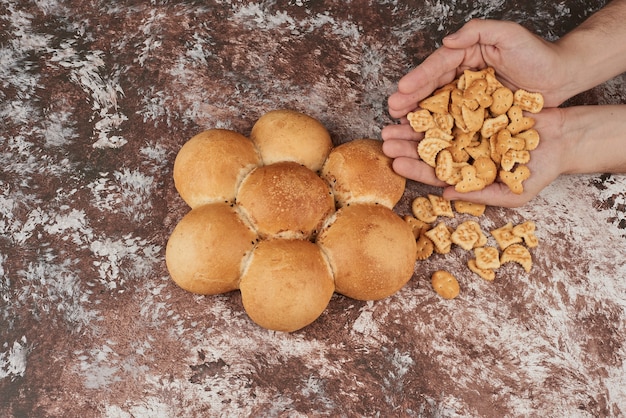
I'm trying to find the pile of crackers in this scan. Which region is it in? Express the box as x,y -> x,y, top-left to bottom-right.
408,67 -> 544,195
405,194 -> 538,299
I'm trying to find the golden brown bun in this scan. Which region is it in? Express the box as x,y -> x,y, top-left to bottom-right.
316,204 -> 416,301
250,109 -> 332,172
165,203 -> 257,295
239,239 -> 335,332
321,138 -> 406,209
173,129 -> 260,208
236,161 -> 335,240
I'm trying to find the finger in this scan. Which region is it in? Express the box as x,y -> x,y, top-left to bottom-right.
381,124 -> 422,142
443,19 -> 523,50
391,157 -> 448,187
388,47 -> 466,119
381,138 -> 419,159
442,182 -> 533,208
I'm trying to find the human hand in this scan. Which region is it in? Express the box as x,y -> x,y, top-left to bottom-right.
381,108 -> 567,208
387,19 -> 570,120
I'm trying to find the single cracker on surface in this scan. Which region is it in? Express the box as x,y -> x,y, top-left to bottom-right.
453,200 -> 486,216
425,222 -> 453,254
431,270 -> 460,299
468,259 -> 496,281
512,220 -> 539,248
491,222 -> 523,250
474,246 -> 501,270
411,196 -> 438,223
501,243 -> 533,272
428,194 -> 454,218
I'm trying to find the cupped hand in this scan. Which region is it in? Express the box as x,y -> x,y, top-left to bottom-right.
387,19 -> 570,120
382,108 -> 567,208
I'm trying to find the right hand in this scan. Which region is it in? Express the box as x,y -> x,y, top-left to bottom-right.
386,19 -> 571,121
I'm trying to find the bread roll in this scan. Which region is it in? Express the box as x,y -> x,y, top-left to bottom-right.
165,203 -> 257,295
250,109 -> 332,172
236,161 -> 335,240
173,129 -> 261,208
316,204 -> 416,301
239,239 -> 335,332
321,138 -> 406,209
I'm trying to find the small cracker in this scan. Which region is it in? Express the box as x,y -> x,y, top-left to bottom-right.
513,89 -> 544,113
473,156 -> 498,185
451,220 -> 480,251
501,149 -> 530,171
419,88 -> 451,115
464,79 -> 493,109
435,149 -> 454,182
424,222 -> 452,254
481,113 -> 509,138
425,127 -> 455,141
455,165 -> 486,193
411,196 -> 438,223
491,222 -> 522,250
403,215 -> 431,238
499,165 -> 531,194
453,200 -> 486,217
465,137 -> 491,160
474,246 -> 501,270
408,109 -> 436,132
417,137 -> 451,167
512,220 -> 539,248
468,259 -> 496,281
507,105 -> 535,135
462,103 -> 485,133
515,129 -> 540,151
431,270 -> 460,299
433,113 -> 455,134
428,194 -> 454,218
415,233 -> 434,260
444,162 -> 468,186
489,86 -> 514,116
501,243 -> 533,272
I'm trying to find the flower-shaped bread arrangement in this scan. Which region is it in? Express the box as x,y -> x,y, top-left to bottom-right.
166,109 -> 417,332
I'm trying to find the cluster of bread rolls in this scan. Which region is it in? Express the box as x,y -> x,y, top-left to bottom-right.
166,110 -> 416,332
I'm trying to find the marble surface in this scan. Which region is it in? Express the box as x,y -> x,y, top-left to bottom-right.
1,0 -> 625,416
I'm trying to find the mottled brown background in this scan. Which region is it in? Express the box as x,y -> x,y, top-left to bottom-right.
1,0 -> 625,417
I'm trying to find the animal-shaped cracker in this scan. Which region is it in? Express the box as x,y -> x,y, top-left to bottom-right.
431,270 -> 460,299
418,137 -> 451,167
428,194 -> 454,218
411,196 -> 437,223
474,246 -> 501,270
499,165 -> 531,194
455,165 -> 486,193
512,220 -> 539,248
513,89 -> 544,113
491,222 -> 523,250
415,233 -> 434,260
500,243 -> 533,272
453,200 -> 486,216
425,222 -> 453,254
408,109 -> 435,132
468,259 -> 496,281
